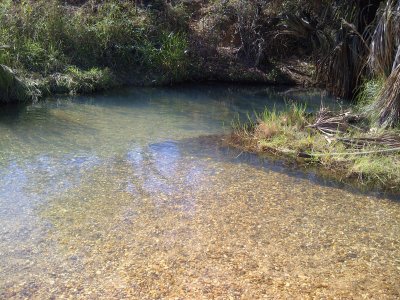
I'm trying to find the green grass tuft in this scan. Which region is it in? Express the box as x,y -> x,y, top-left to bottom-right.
230,103 -> 400,191
47,66 -> 116,95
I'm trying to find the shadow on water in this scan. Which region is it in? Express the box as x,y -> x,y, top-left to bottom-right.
0,102 -> 27,123
57,83 -> 344,111
148,135 -> 400,202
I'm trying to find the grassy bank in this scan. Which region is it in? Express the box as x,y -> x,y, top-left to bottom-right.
0,0 -> 318,104
228,103 -> 400,192
0,0 -> 192,102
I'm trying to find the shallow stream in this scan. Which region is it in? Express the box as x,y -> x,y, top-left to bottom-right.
1,85 -> 399,299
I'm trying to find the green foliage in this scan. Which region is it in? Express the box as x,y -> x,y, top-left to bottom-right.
154,32 -> 189,82
0,45 -> 11,66
259,103 -> 308,128
233,102 -> 400,190
18,41 -> 66,73
352,154 -> 400,187
232,102 -> 310,144
65,66 -> 116,94
66,1 -> 146,69
0,0 -> 68,71
355,77 -> 385,123
0,0 -> 190,95
48,66 -> 116,95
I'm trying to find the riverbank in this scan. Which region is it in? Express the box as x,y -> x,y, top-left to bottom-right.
226,104 -> 400,193
0,0 -> 316,104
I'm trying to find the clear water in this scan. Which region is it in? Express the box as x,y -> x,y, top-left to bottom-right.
0,84 -> 399,299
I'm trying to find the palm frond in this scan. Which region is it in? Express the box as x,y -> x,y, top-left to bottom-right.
368,0 -> 398,77
375,64 -> 400,127
392,0 -> 400,70
317,25 -> 367,98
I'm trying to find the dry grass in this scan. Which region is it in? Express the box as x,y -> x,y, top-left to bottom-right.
254,122 -> 279,139
228,104 -> 400,191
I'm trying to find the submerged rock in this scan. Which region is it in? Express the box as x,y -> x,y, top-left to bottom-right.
0,64 -> 35,104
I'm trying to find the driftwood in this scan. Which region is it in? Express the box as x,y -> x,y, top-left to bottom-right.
307,107 -> 362,136
308,107 -> 400,153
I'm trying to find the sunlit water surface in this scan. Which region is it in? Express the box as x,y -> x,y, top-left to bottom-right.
0,85 -> 399,299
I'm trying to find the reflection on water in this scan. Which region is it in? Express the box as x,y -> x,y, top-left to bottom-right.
0,84 -> 399,298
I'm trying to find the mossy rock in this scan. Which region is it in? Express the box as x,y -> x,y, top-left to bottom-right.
0,64 -> 33,104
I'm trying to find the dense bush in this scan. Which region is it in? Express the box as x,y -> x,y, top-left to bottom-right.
0,0 -> 190,92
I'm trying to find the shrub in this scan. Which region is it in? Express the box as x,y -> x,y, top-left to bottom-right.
48,66 -> 116,94
0,0 -> 190,85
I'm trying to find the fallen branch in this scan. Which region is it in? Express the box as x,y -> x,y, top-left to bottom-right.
307,107 -> 363,135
